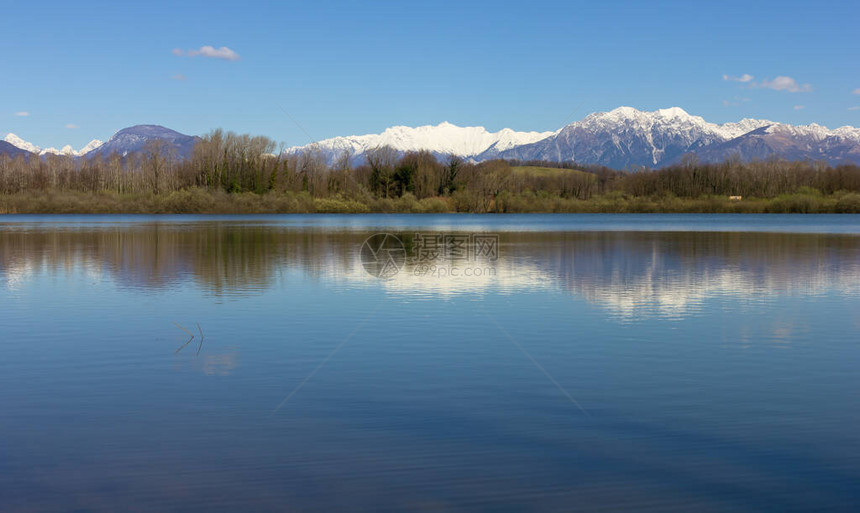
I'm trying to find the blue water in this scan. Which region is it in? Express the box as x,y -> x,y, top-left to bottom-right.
4,213 -> 860,233
1,214 -> 859,512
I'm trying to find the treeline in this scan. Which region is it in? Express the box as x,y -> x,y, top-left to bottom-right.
1,130 -> 860,213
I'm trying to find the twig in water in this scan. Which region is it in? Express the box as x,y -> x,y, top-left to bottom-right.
196,323 -> 205,356
173,322 -> 195,339
175,336 -> 194,354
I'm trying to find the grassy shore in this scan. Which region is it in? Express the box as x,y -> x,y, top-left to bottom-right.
2,188 -> 860,214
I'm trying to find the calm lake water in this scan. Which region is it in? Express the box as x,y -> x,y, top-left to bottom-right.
1,214 -> 859,512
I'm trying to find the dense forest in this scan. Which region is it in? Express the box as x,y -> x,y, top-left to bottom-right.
2,130 -> 860,214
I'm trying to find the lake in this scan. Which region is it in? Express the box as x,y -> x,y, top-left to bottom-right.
1,214 -> 859,512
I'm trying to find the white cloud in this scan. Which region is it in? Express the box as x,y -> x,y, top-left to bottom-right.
173,45 -> 240,61
65,124 -> 79,129
793,105 -> 805,110
849,106 -> 860,111
723,73 -> 754,83
171,74 -> 187,81
14,111 -> 29,117
756,76 -> 812,93
853,88 -> 860,95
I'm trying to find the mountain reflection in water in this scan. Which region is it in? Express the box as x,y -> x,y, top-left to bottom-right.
2,220 -> 858,318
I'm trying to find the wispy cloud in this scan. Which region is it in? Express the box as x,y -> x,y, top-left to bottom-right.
853,88 -> 860,95
65,124 -> 79,129
172,46 -> 240,61
755,76 -> 812,93
793,105 -> 805,110
14,111 -> 29,117
723,73 -> 754,83
171,74 -> 187,81
849,106 -> 860,111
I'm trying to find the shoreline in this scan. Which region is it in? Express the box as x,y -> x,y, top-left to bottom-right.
2,188 -> 860,215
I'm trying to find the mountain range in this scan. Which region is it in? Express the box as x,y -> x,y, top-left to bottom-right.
4,108 -> 860,169
2,125 -> 198,161
4,132 -> 104,157
287,107 -> 860,168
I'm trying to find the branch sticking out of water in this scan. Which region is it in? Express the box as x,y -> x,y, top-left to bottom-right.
173,321 -> 194,339
175,336 -> 194,354
196,323 -> 205,356
173,321 -> 205,356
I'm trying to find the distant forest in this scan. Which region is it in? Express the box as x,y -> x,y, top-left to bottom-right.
2,130 -> 860,214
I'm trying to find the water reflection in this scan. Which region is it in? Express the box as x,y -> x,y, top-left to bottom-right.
1,222 -> 859,317
2,217 -> 860,512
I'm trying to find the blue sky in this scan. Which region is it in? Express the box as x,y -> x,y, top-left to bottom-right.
2,0 -> 858,149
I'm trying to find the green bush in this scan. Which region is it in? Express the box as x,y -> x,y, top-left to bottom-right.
313,196 -> 370,213
767,193 -> 821,213
416,197 -> 451,213
835,193 -> 860,213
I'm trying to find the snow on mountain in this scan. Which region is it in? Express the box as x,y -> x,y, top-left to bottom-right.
5,109 -> 860,168
2,125 -> 197,160
487,106 -> 728,167
78,139 -> 104,155
40,140 -> 104,157
694,122 -> 860,166
3,133 -> 104,157
2,126 -> 195,160
285,122 -> 554,164
3,133 -> 41,154
39,145 -> 75,156
489,106 -> 815,168
0,140 -> 31,158
718,118 -> 776,139
285,107 -> 793,169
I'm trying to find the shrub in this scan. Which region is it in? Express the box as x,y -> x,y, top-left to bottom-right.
835,193 -> 860,213
313,196 -> 370,213
416,197 -> 451,213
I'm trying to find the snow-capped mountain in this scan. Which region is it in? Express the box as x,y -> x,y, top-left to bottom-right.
488,107 -> 860,168
284,122 -> 555,165
286,107 -> 860,168
0,139 -> 31,159
4,133 -> 104,157
3,134 -> 42,154
40,140 -> 104,157
693,123 -> 860,165
1,126 -> 197,160
4,110 -> 860,168
486,107 -> 775,168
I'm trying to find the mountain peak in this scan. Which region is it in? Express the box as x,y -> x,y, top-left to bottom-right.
4,133 -> 104,157
603,106 -> 642,119
583,106 -> 699,127
80,139 -> 104,154
4,133 -> 41,153
111,125 -> 187,139
288,122 -> 554,163
655,107 -> 691,118
87,125 -> 198,159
